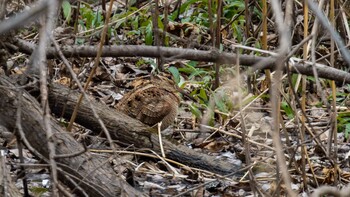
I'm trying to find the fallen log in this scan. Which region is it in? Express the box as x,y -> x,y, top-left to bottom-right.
48,83 -> 241,175
0,76 -> 145,196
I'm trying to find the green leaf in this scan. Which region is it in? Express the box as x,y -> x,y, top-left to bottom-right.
80,6 -> 94,29
281,101 -> 294,120
178,67 -> 195,74
214,94 -> 228,113
30,187 -> 49,196
199,88 -> 208,102
189,103 -> 202,118
239,95 -> 257,107
62,0 -> 72,23
75,38 -> 85,45
187,61 -> 198,67
189,70 -> 206,78
202,75 -> 212,84
168,66 -> 180,84
92,10 -> 103,28
345,124 -> 350,139
145,22 -> 153,45
290,74 -> 299,90
131,16 -> 139,29
78,19 -> 86,31
190,89 -> 198,97
307,76 -> 316,82
158,17 -> 164,29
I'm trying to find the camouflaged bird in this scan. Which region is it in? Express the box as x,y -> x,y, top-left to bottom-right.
116,75 -> 180,130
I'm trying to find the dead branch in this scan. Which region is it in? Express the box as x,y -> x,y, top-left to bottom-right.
0,76 -> 145,197
11,38 -> 350,84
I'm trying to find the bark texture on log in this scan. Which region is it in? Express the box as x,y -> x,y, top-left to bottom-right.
0,76 -> 144,197
49,83 -> 241,175
0,151 -> 22,197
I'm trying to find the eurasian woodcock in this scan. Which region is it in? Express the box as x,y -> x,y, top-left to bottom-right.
116,75 -> 180,130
